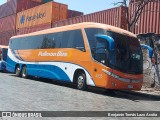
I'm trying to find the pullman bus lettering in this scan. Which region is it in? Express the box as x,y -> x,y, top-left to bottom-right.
38,51 -> 68,57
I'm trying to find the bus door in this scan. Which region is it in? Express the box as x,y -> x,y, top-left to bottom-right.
92,35 -> 115,86
94,34 -> 115,67
94,38 -> 109,66
91,35 -> 109,86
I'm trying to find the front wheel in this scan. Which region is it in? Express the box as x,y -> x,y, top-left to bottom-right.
21,66 -> 28,78
76,72 -> 87,90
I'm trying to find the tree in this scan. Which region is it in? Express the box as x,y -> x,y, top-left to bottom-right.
114,0 -> 152,33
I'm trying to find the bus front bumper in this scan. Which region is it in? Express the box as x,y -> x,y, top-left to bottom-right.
106,79 -> 143,90
102,69 -> 143,90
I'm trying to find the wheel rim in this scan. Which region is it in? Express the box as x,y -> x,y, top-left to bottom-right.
77,76 -> 84,89
16,67 -> 20,74
22,67 -> 26,77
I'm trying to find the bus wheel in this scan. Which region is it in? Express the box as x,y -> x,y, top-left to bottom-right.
22,66 -> 28,78
76,72 -> 87,90
15,65 -> 21,77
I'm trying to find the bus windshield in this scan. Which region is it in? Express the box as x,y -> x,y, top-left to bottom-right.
85,28 -> 143,74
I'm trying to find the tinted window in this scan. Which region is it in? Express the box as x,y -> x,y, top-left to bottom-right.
41,35 -> 55,49
85,28 -> 105,49
85,28 -> 143,74
46,30 -> 85,49
85,28 -> 105,57
10,29 -> 85,51
108,31 -> 143,74
10,35 -> 43,50
2,48 -> 8,61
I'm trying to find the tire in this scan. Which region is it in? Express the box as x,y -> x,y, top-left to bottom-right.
21,66 -> 28,78
76,72 -> 87,90
15,65 -> 21,77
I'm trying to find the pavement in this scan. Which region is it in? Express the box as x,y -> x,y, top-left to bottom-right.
0,73 -> 160,120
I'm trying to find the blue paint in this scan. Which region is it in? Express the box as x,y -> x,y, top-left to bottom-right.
95,34 -> 115,51
20,15 -> 25,24
17,50 -> 24,61
6,57 -> 71,82
0,61 -> 6,71
140,44 -> 153,58
11,50 -> 21,61
27,64 -> 70,82
6,57 -> 16,73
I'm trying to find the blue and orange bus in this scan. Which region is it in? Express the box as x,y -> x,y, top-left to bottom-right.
6,22 -> 143,90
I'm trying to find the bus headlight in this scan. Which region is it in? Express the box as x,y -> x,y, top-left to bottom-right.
102,69 -> 142,83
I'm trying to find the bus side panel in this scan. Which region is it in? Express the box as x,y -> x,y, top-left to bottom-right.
29,64 -> 71,82
7,48 -> 73,82
27,64 -> 37,77
6,56 -> 17,73
26,62 -> 94,85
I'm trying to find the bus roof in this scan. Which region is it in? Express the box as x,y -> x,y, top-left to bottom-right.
0,45 -> 8,49
0,45 -> 8,53
12,22 -> 136,39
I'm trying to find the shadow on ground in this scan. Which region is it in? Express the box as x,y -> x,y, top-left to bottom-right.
9,74 -> 160,102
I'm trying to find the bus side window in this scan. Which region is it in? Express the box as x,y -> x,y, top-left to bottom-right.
43,32 -> 64,49
55,32 -> 63,48
41,35 -> 54,49
66,30 -> 85,51
47,34 -> 56,48
74,30 -> 85,51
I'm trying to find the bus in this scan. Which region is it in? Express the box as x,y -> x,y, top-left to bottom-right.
0,45 -> 8,72
6,22 -> 143,90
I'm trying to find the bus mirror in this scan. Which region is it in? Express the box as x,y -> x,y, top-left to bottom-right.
95,34 -> 115,51
140,44 -> 153,58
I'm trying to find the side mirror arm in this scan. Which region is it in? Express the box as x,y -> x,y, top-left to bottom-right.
95,34 -> 115,51
140,44 -> 153,58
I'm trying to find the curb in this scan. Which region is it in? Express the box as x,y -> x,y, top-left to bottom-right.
119,90 -> 160,100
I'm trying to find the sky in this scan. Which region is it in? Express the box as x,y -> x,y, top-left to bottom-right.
0,0 -> 122,14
